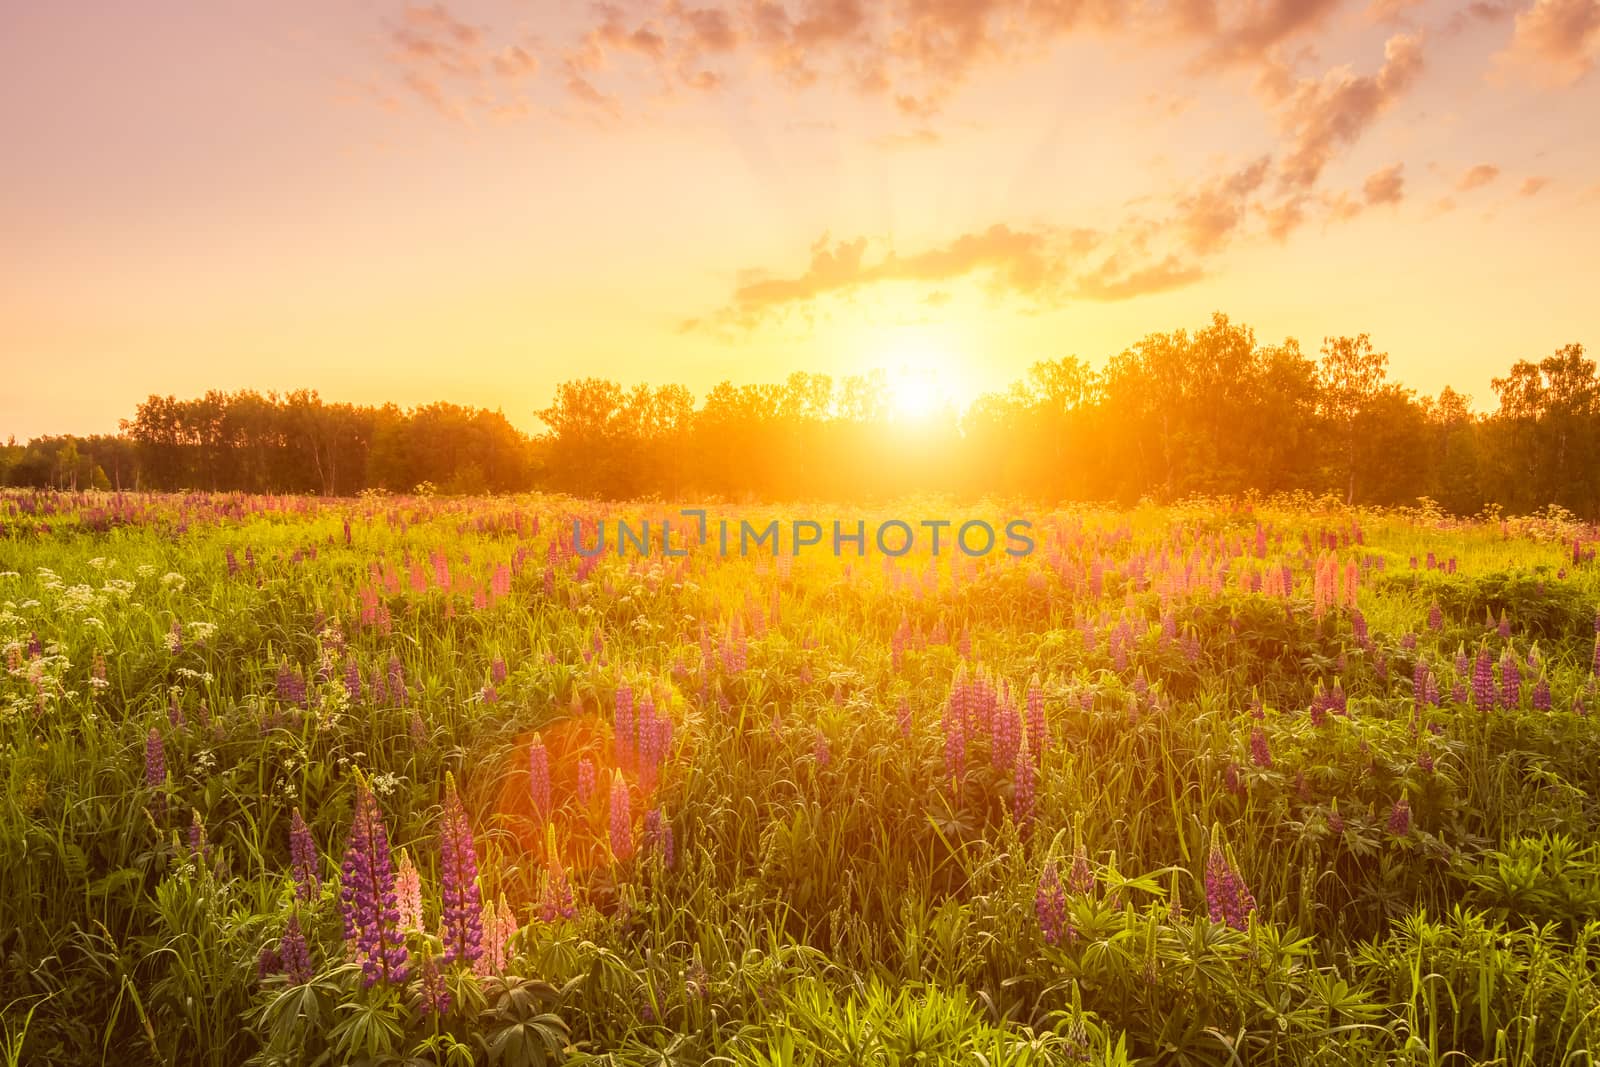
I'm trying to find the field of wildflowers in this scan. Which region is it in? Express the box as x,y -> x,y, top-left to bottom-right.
2,490 -> 1599,1066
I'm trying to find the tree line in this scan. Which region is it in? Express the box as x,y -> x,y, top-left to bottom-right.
3,314 -> 1596,517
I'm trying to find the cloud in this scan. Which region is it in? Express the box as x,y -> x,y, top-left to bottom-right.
1203,0 -> 1347,68
1176,157 -> 1271,254
1457,162 -> 1501,189
545,0 -> 1382,120
1494,0 -> 1600,86
685,220 -> 1208,328
1075,255 -> 1206,300
384,3 -> 540,121
1366,0 -> 1427,23
1363,162 -> 1406,203
1274,33 -> 1424,190
1519,174 -> 1552,195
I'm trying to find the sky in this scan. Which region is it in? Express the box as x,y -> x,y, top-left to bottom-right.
3,0 -> 1599,439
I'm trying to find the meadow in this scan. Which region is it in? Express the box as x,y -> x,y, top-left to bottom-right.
2,489 -> 1599,1066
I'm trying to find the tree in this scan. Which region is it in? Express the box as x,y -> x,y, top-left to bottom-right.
1318,334 -> 1389,503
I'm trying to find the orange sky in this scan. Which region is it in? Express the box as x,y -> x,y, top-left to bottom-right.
3,0 -> 1598,439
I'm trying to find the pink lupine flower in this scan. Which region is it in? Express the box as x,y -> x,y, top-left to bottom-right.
394,850 -> 423,933
475,895 -> 517,976
1011,735 -> 1035,826
1025,675 -> 1047,760
614,682 -> 635,769
528,733 -> 551,821
1472,647 -> 1495,712
577,756 -> 596,806
1500,649 -> 1522,708
609,771 -> 634,863
644,808 -> 675,869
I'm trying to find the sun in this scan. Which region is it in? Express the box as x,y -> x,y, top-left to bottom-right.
892,375 -> 941,420
872,324 -> 961,422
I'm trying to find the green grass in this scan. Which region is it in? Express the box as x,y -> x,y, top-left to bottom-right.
1,490 -> 1597,1065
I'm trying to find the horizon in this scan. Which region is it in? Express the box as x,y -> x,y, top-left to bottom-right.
5,2 -> 1600,440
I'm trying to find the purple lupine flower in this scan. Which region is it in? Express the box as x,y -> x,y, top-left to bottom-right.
280,911 -> 313,984
1351,609 -> 1369,648
1204,833 -> 1256,931
1328,806 -> 1345,836
528,733 -> 551,821
256,943 -> 281,983
1388,796 -> 1412,836
1413,659 -> 1429,707
144,727 -> 166,789
275,660 -> 305,707
342,658 -> 362,703
1497,610 -> 1511,639
419,954 -> 451,1016
1067,840 -> 1094,896
644,808 -> 675,869
992,703 -> 1021,771
439,773 -> 483,966
339,783 -> 408,986
609,771 -> 634,863
1035,861 -> 1070,945
290,807 -> 319,900
1472,647 -> 1495,712
1500,649 -> 1522,708
1011,737 -> 1035,826
491,656 -> 508,685
1225,760 -> 1243,795
386,656 -> 407,707
1533,676 -> 1551,711
1427,602 -> 1442,631
1249,726 -> 1272,768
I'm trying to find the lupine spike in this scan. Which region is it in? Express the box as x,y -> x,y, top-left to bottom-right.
439,772 -> 483,965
